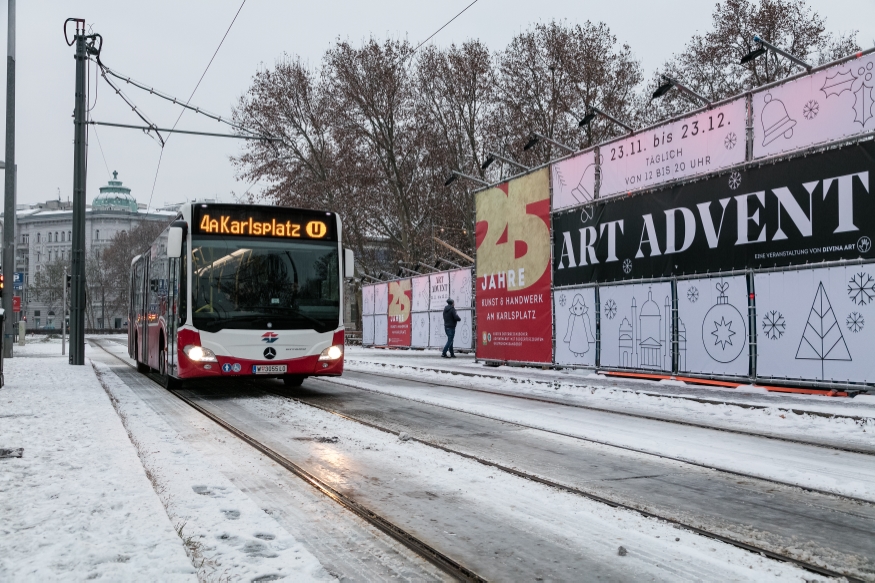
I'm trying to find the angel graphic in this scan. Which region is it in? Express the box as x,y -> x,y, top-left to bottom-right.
564,294 -> 595,357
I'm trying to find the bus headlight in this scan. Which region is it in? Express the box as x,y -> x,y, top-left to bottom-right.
318,345 -> 343,361
183,344 -> 218,362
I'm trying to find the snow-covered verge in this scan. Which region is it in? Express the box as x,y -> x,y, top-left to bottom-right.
0,341 -> 195,581
345,354 -> 875,453
91,360 -> 334,582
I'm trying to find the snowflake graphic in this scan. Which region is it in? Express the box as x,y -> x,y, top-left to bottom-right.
728,170 -> 742,190
762,310 -> 786,340
724,132 -> 737,150
803,99 -> 819,120
558,294 -> 567,307
604,299 -> 617,320
847,311 -> 865,333
622,258 -> 633,274
687,287 -> 699,303
848,272 -> 875,305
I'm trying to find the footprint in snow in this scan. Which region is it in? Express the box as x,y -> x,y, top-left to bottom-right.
221,509 -> 241,520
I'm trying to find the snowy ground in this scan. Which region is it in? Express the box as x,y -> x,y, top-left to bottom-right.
0,339 -> 194,581
345,348 -> 875,452
0,337 -> 331,582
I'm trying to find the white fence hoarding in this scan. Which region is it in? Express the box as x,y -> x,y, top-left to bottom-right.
374,314 -> 388,346
374,283 -> 389,315
598,281 -> 674,372
753,53 -> 875,159
676,275 -> 749,377
553,286 -> 597,367
599,98 -> 747,199
429,272 -> 450,310
362,285 -> 375,316
754,265 -> 875,384
411,311 -> 430,348
411,275 -> 430,313
449,268 -> 473,309
362,315 -> 374,346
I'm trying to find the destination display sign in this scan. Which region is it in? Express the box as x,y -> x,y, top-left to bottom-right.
599,98 -> 747,199
193,204 -> 337,240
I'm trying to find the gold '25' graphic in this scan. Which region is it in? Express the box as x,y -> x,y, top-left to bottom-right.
475,168 -> 551,291
388,280 -> 411,322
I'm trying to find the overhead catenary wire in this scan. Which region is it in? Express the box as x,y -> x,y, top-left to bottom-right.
145,0 -> 248,211
408,0 -> 482,58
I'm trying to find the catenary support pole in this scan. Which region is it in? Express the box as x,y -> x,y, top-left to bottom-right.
2,0 -> 15,359
69,25 -> 87,365
62,267 -> 66,356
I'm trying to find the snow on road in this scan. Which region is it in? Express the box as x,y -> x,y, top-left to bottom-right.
335,364 -> 875,502
232,392 -> 815,581
0,340 -> 195,581
91,359 -> 334,582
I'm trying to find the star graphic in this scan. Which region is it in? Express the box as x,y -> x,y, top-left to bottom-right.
711,317 -> 736,350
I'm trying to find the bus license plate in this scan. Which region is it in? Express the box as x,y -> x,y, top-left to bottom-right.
252,364 -> 287,374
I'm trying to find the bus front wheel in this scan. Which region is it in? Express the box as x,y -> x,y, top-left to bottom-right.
282,375 -> 306,388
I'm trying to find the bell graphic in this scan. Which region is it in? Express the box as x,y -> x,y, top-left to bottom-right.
570,162 -> 596,203
761,93 -> 796,146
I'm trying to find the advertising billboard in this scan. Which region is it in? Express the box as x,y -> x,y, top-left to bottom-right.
475,168 -> 553,363
553,140 -> 875,286
552,149 -> 597,211
387,279 -> 412,346
753,52 -> 875,159
599,98 -> 747,199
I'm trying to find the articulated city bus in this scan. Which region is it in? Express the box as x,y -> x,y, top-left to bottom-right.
129,203 -> 353,389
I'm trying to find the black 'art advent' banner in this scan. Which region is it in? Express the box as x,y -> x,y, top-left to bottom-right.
553,140 -> 875,286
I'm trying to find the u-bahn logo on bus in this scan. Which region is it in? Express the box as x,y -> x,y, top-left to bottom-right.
262,331 -> 279,343
305,220 -> 328,238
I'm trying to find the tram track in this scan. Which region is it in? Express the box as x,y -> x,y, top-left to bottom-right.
342,363 -> 875,456
89,340 -> 485,582
90,340 -> 869,582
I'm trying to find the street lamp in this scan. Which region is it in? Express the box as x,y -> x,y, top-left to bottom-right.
650,75 -> 712,107
578,105 -> 635,133
444,169 -> 489,187
523,132 -> 575,154
740,34 -> 812,72
481,151 -> 531,172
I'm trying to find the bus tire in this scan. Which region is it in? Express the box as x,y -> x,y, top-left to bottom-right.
282,375 -> 306,388
159,349 -> 181,390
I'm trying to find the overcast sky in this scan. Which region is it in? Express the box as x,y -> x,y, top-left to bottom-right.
1,0 -> 872,208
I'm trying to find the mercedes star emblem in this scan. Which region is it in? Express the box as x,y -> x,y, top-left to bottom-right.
263,347 -> 276,360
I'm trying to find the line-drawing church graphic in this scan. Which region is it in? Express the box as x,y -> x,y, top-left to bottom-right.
618,288 -> 681,370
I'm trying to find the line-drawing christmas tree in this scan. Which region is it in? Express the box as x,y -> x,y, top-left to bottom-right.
795,282 -> 851,379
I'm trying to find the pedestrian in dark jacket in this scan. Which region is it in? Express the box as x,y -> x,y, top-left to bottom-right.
441,298 -> 461,358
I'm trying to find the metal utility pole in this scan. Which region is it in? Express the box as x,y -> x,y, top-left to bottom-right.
2,0 -> 15,359
69,18 -> 87,365
62,267 -> 67,356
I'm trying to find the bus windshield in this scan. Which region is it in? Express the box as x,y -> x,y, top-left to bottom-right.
191,237 -> 339,333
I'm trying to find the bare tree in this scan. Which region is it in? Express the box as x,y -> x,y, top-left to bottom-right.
102,220 -> 170,320
644,0 -> 860,123
491,20 -> 643,169
29,259 -> 69,327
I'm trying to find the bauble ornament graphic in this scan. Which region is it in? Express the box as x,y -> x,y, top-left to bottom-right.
702,281 -> 746,363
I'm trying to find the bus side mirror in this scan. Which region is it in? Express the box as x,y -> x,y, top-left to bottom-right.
167,227 -> 184,259
344,248 -> 354,279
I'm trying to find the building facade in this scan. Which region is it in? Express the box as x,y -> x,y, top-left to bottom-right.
0,172 -> 175,330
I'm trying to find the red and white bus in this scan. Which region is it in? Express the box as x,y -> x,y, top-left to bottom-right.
129,203 -> 353,388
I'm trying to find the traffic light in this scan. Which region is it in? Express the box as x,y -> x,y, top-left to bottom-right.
1,274 -> 4,297
66,274 -> 72,289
